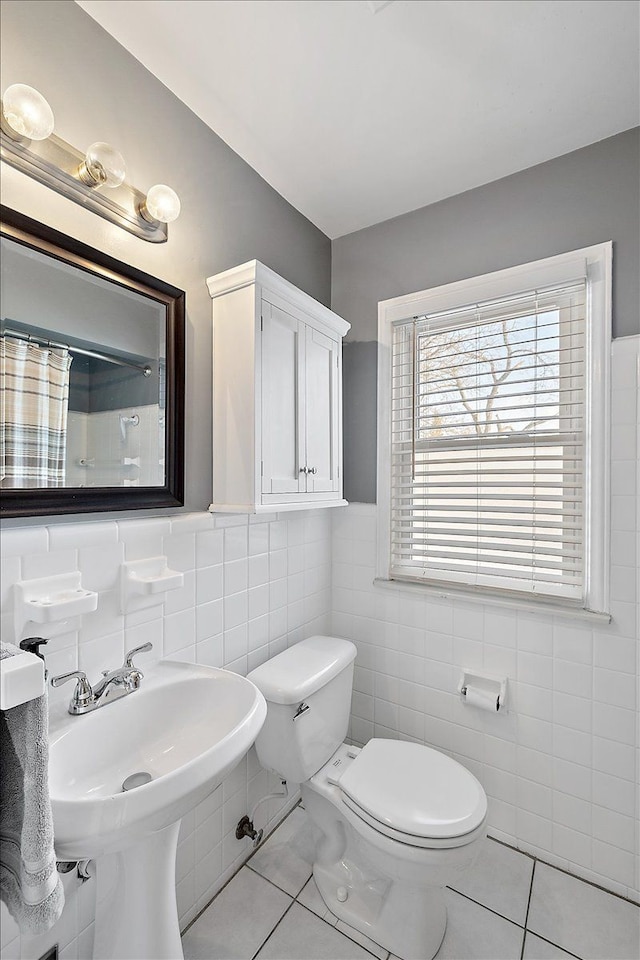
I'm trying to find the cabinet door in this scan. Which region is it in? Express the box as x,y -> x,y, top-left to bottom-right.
304,326 -> 341,494
261,302 -> 306,495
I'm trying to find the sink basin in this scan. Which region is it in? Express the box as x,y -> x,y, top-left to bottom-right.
49,659 -> 265,859
48,660 -> 266,959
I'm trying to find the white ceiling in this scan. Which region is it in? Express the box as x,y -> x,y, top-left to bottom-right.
76,0 -> 639,239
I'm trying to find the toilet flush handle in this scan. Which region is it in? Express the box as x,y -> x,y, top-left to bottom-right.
293,701 -> 310,720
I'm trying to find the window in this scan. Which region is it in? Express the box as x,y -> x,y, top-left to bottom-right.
377,245 -> 611,612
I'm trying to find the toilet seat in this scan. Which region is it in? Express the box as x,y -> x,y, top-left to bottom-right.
334,739 -> 487,848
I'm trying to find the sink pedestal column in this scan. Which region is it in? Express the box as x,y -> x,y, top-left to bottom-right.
93,821 -> 183,960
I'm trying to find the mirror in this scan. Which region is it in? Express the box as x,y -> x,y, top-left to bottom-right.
0,206 -> 185,517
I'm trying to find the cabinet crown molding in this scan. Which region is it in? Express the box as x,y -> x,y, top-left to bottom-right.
206,259 -> 350,339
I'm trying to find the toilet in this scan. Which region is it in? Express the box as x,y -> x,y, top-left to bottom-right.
247,635 -> 488,960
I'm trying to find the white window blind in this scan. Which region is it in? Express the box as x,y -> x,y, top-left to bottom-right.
390,281 -> 587,601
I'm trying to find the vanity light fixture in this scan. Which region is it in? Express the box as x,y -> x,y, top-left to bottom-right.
2,84 -> 55,141
140,184 -> 181,224
78,142 -> 127,189
0,83 -> 180,243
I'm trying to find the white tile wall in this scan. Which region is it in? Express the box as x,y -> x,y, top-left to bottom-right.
334,339 -> 639,903
1,340 -> 637,959
0,508 -> 332,960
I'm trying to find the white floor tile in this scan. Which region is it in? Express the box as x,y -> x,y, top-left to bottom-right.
182,867 -> 291,960
336,919 -> 389,960
255,902 -> 376,960
0,902 -> 19,949
523,933 -> 577,959
527,863 -> 640,960
435,889 -> 525,960
449,837 -> 534,925
248,806 -> 315,896
0,939 -> 20,960
297,877 -> 338,926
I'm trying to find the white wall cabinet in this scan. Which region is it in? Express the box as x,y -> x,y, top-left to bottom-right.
207,261 -> 350,513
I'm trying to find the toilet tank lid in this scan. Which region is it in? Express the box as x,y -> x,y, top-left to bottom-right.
247,636 -> 356,705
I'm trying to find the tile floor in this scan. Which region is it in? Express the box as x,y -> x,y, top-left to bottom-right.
182,806 -> 640,960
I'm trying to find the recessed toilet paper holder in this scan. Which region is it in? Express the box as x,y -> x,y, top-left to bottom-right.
458,670 -> 508,713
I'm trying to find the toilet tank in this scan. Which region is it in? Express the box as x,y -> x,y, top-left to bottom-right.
247,636 -> 356,783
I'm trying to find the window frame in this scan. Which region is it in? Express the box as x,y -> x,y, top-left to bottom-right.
376,244 -> 612,615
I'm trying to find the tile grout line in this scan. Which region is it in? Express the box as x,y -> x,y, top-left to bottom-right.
182,798 -> 303,934
489,835 -> 640,909
181,786 -> 293,932
246,867 -> 388,960
525,931 -> 584,960
246,891 -> 384,960
294,898 -> 387,960
520,859 -> 536,960
249,896 -> 298,960
245,859 -> 312,899
186,804 -> 639,957
445,886 -> 526,931
180,807 -> 296,939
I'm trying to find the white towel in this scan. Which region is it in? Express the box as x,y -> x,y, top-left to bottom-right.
0,641 -> 64,933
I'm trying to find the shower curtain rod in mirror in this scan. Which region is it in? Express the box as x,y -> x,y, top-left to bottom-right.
1,324 -> 152,377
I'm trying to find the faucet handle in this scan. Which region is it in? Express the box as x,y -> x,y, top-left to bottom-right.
124,642 -> 153,670
50,670 -> 93,704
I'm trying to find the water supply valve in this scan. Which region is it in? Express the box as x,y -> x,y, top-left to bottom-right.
236,815 -> 263,847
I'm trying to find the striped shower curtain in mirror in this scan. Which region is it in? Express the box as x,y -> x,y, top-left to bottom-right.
0,337 -> 72,487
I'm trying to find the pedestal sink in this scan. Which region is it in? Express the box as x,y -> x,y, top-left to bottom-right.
48,660 -> 266,960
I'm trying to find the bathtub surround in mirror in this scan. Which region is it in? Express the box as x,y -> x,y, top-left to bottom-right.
0,206 -> 185,517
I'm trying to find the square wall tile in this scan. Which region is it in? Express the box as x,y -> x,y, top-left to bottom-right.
196,529 -> 224,568
164,610 -> 196,656
196,600 -> 223,642
163,532 -> 196,572
197,565 -> 223,605
50,521 -> 118,551
22,548 -> 77,581
118,518 -> 171,561
0,526 -> 48,558
224,526 -> 248,561
78,542 -> 124,592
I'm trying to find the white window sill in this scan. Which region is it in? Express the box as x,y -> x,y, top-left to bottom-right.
373,577 -> 611,624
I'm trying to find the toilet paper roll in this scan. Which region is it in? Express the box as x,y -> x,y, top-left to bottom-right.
464,685 -> 499,712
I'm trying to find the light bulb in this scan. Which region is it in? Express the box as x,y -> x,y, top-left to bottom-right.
78,142 -> 126,188
1,83 -> 54,141
141,184 -> 181,223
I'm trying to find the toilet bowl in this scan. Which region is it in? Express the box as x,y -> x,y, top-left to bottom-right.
247,636 -> 487,960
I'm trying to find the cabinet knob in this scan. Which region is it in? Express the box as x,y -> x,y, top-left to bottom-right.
308,467 -> 317,475
299,466 -> 308,474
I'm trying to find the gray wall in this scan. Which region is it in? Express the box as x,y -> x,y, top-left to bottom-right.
332,129 -> 640,502
2,3 -> 637,512
1,0 -> 331,517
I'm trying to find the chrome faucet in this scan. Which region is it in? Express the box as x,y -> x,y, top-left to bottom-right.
51,643 -> 153,715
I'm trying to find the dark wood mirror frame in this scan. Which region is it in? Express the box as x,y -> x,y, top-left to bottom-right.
0,205 -> 185,518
